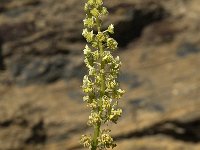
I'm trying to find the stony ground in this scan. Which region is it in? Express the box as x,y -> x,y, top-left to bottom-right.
0,0 -> 200,150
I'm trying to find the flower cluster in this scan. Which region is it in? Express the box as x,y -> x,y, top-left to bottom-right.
81,0 -> 125,149
97,129 -> 116,149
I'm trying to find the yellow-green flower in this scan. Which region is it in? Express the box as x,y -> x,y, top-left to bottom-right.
80,0 -> 124,149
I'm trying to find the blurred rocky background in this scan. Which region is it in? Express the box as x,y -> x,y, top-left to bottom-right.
0,0 -> 200,149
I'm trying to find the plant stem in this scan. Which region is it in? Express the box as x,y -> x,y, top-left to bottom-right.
96,17 -> 105,97
91,15 -> 105,150
92,123 -> 100,150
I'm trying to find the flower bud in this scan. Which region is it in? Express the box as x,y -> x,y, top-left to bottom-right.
107,24 -> 114,34
107,38 -> 118,50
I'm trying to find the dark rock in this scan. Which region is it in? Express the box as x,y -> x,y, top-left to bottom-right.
129,98 -> 146,108
67,90 -> 83,103
177,43 -> 200,57
119,73 -> 143,89
148,103 -> 165,113
9,55 -> 71,85
129,98 -> 164,113
0,117 -> 29,128
62,62 -> 87,83
0,120 -> 13,127
25,120 -> 47,145
0,21 -> 35,42
115,118 -> 200,143
113,3 -> 168,47
0,41 -> 5,70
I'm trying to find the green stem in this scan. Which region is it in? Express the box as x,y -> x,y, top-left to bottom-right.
96,17 -> 105,97
91,15 -> 106,150
91,123 -> 100,150
100,44 -> 105,97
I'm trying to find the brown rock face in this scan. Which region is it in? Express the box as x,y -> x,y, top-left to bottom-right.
0,0 -> 200,150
